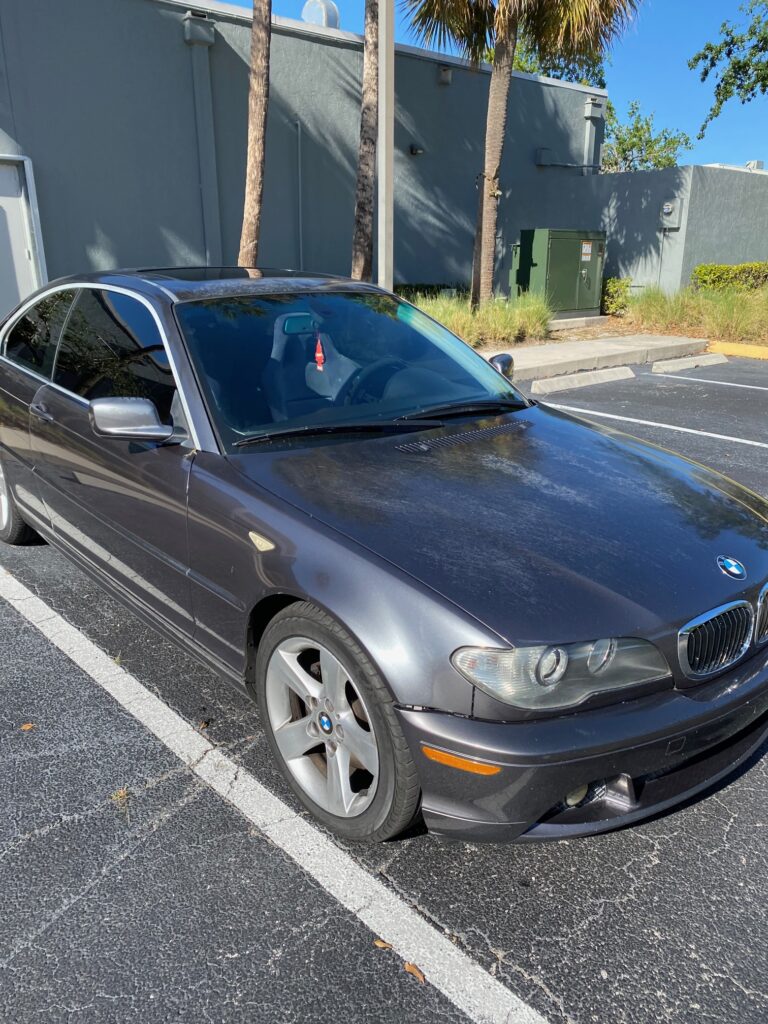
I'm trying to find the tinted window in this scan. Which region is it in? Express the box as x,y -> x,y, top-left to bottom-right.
54,290 -> 177,423
175,291 -> 526,450
4,291 -> 75,377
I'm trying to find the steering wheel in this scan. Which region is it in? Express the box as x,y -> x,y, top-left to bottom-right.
337,358 -> 407,406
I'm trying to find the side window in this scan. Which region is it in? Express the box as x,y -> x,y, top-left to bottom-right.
54,290 -> 178,424
4,291 -> 75,378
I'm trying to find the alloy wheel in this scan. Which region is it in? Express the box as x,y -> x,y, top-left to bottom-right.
265,637 -> 380,817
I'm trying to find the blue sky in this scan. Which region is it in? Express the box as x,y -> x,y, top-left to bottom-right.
231,0 -> 766,166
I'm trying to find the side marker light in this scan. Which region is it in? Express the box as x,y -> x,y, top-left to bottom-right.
421,745 -> 502,776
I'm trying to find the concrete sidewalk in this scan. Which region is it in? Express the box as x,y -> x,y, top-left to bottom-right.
496,334 -> 709,381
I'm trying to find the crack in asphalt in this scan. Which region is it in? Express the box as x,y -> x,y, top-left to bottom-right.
0,780 -> 205,970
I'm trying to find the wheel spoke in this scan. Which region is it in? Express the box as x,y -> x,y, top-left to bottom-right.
341,716 -> 379,774
325,745 -> 355,816
271,649 -> 322,704
273,716 -> 318,761
319,648 -> 348,709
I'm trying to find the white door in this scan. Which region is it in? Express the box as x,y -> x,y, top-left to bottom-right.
0,158 -> 45,318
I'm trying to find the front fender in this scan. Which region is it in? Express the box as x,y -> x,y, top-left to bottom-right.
187,453 -> 502,714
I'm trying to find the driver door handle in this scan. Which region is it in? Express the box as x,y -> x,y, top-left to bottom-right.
30,401 -> 54,423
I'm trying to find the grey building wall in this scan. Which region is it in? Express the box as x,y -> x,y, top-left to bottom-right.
0,0 -> 604,309
534,166 -> 693,293
536,164 -> 768,294
681,166 -> 768,285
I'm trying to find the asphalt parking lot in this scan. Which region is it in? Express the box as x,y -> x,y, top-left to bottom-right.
2,356 -> 767,1024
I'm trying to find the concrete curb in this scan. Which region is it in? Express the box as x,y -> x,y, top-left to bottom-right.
651,353 -> 728,374
549,314 -> 610,331
531,366 -> 634,395
509,335 -> 708,382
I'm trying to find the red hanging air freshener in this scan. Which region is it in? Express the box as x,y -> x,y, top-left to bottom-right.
314,334 -> 325,372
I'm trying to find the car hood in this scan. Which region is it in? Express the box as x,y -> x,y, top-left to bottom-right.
231,405 -> 768,645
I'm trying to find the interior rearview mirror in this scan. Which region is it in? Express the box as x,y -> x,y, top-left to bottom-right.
89,397 -> 174,442
282,313 -> 315,335
490,352 -> 514,379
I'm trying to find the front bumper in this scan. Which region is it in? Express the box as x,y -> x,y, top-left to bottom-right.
396,646 -> 768,842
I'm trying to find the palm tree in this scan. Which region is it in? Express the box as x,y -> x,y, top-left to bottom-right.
239,0 -> 273,267
351,0 -> 379,280
405,0 -> 639,306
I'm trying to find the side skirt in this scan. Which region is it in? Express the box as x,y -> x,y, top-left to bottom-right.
15,513 -> 252,701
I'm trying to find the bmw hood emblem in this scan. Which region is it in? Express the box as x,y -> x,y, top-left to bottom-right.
717,555 -> 746,580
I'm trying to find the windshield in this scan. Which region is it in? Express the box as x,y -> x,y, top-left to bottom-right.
174,290 -> 527,450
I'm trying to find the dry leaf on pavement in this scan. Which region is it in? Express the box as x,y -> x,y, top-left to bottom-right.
404,962 -> 425,984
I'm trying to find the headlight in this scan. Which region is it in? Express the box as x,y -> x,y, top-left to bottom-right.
452,638 -> 670,711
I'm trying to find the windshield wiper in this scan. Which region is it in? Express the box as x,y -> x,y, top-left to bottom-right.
398,398 -> 528,422
233,419 -> 444,448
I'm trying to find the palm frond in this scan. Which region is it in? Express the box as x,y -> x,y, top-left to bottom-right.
402,0 -> 640,62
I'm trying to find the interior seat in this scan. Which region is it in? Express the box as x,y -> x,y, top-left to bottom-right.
263,314 -> 357,421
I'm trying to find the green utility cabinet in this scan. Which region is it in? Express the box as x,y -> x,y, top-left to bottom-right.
510,229 -> 606,315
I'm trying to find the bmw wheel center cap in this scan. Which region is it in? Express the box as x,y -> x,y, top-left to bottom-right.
717,555 -> 747,580
318,712 -> 334,734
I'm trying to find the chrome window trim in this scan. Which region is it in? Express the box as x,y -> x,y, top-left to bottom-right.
0,353 -> 89,407
756,583 -> 768,646
0,282 -> 207,451
677,599 -> 755,680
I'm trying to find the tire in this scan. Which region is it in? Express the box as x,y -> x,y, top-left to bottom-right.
0,456 -> 36,545
256,601 -> 421,842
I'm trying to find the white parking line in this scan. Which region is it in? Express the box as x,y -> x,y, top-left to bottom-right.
0,567 -> 546,1024
646,373 -> 768,392
550,404 -> 768,449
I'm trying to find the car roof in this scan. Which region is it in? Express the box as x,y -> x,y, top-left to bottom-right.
44,267 -> 388,304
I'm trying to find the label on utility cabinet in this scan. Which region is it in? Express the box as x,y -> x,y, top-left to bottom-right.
581,241 -> 593,261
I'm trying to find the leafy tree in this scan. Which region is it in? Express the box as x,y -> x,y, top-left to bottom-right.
513,35 -> 607,87
601,99 -> 692,172
404,0 -> 638,307
239,0 -> 272,266
689,0 -> 768,138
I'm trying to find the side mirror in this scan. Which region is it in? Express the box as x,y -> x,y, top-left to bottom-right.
89,397 -> 174,442
490,352 -> 515,379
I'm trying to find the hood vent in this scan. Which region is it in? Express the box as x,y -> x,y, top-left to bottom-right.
395,420 -> 527,454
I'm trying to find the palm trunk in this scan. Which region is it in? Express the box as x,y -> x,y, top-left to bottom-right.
351,0 -> 378,281
238,0 -> 272,267
472,23 -> 518,306
469,181 -> 483,309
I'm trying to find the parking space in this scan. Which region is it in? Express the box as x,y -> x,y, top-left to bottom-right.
2,357 -> 767,1024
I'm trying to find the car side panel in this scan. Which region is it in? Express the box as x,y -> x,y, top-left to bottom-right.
187,453 -> 500,715
28,383 -> 196,639
0,358 -> 50,528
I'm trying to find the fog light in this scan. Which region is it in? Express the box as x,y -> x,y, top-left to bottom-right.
565,783 -> 589,807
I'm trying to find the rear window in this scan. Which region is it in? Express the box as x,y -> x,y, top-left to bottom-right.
53,289 -> 177,423
4,291 -> 75,378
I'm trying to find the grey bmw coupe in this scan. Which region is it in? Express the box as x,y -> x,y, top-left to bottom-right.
1,268 -> 767,842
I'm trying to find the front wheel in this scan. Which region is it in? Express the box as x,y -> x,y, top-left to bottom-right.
0,457 -> 36,545
256,602 -> 421,842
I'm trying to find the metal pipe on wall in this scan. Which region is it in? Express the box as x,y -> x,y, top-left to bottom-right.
183,12 -> 223,266
295,119 -> 304,269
